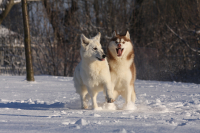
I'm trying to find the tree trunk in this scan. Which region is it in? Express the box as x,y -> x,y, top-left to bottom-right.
22,0 -> 35,81
84,0 -> 90,20
94,0 -> 100,26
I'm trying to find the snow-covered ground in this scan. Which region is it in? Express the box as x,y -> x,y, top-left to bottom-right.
0,25 -> 16,37
0,76 -> 200,133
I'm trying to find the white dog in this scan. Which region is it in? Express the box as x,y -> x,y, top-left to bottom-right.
73,32 -> 114,110
107,31 -> 136,109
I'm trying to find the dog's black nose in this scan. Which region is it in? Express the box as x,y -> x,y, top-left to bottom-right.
102,55 -> 106,58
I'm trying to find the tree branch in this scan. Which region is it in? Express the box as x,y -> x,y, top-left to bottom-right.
166,24 -> 200,53
0,0 -> 15,25
0,0 -> 41,25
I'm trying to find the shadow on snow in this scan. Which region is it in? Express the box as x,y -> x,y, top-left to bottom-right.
0,99 -> 81,110
0,102 -> 65,110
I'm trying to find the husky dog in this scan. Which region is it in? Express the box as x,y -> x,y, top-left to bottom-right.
107,31 -> 136,109
73,32 -> 114,110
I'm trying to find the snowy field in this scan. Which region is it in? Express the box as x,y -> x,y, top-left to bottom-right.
0,76 -> 200,133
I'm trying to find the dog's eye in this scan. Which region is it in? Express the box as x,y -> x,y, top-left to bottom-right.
93,48 -> 97,50
122,42 -> 125,44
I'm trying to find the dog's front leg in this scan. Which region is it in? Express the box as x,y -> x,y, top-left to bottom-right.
104,83 -> 115,103
124,84 -> 133,105
131,84 -> 136,103
80,95 -> 88,109
79,87 -> 89,109
121,83 -> 137,110
87,87 -> 99,110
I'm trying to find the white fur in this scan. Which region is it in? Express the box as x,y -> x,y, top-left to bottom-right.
107,31 -> 136,110
73,32 -> 114,110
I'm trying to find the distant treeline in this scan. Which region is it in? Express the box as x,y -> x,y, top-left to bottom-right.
1,0 -> 200,83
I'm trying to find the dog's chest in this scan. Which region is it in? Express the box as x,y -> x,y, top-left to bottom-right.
109,59 -> 131,75
83,61 -> 109,87
86,70 -> 104,88
114,72 -> 131,88
109,60 -> 132,89
88,62 -> 105,77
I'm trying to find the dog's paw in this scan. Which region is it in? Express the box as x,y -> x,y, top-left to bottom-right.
103,102 -> 116,110
82,105 -> 88,109
107,98 -> 115,103
122,102 -> 137,110
93,107 -> 102,110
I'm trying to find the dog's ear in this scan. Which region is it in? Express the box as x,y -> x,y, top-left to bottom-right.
125,31 -> 130,39
81,34 -> 90,48
95,32 -> 101,41
112,31 -> 117,38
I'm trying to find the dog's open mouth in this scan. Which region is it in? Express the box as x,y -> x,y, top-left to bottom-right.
116,48 -> 124,56
96,57 -> 105,61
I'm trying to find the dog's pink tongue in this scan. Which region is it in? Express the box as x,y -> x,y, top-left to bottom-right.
118,49 -> 122,56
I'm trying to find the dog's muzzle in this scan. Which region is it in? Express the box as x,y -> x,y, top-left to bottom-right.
116,44 -> 124,57
96,54 -> 106,61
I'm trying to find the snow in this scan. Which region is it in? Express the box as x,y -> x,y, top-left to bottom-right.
0,76 -> 200,133
0,25 -> 16,37
0,0 -> 22,5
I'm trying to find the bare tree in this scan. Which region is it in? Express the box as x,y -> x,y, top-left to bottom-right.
41,0 -> 79,76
